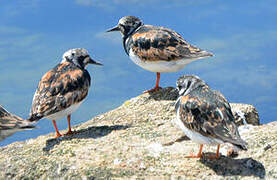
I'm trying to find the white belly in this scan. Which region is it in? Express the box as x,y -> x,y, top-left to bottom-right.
45,100 -> 84,121
175,106 -> 223,145
129,49 -> 199,73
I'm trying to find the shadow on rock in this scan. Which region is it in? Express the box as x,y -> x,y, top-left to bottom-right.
200,155 -> 265,178
147,87 -> 178,101
43,124 -> 130,152
163,135 -> 190,146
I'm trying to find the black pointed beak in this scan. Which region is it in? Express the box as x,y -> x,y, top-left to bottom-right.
88,58 -> 103,66
106,25 -> 120,32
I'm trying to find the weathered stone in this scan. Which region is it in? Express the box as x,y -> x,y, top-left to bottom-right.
230,103 -> 260,126
0,87 -> 275,179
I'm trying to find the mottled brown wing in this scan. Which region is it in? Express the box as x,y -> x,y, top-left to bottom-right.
177,89 -> 246,148
210,90 -> 246,146
128,25 -> 211,62
29,62 -> 90,121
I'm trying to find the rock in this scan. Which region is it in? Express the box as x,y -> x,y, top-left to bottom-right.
230,103 -> 260,125
0,87 -> 275,179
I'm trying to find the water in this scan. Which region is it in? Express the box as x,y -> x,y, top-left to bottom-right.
0,0 -> 276,146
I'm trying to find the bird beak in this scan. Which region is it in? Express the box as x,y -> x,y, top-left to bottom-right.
106,25 -> 120,32
88,58 -> 103,66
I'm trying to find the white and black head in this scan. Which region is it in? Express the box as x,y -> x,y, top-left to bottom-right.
106,16 -> 143,37
176,75 -> 206,96
62,48 -> 102,69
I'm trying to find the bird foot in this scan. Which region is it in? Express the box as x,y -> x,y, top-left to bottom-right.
64,130 -> 77,136
227,148 -> 238,158
143,86 -> 162,93
54,132 -> 62,138
204,153 -> 221,159
185,152 -> 202,158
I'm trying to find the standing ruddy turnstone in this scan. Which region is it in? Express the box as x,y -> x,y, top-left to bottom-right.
107,16 -> 213,93
0,104 -> 35,141
28,48 -> 102,138
175,75 -> 247,159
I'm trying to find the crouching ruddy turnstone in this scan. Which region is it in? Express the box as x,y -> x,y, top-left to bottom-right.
175,75 -> 247,159
107,16 -> 213,93
28,48 -> 102,138
0,104 -> 35,141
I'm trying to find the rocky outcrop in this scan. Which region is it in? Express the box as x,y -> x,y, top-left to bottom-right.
230,103 -> 259,126
0,87 -> 275,179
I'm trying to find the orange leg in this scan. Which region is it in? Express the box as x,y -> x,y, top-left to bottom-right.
205,144 -> 221,159
64,115 -> 75,136
144,72 -> 161,93
52,120 -> 62,138
185,144 -> 203,158
216,144 -> 220,158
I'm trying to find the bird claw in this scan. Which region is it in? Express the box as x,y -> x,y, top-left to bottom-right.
63,130 -> 77,136
185,152 -> 202,158
54,133 -> 62,138
227,148 -> 239,158
203,153 -> 221,159
143,86 -> 162,93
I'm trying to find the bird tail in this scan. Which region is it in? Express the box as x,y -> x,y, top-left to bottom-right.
27,114 -> 42,122
18,121 -> 36,130
232,139 -> 248,151
0,105 -> 36,130
187,50 -> 213,60
196,50 -> 213,58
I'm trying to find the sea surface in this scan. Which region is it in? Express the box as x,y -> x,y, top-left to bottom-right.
0,0 -> 276,146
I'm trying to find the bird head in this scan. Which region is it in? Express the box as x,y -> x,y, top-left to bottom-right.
106,16 -> 143,37
62,48 -> 102,69
176,75 -> 206,96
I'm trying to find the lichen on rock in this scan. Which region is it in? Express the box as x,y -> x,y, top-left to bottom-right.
0,87 -> 276,179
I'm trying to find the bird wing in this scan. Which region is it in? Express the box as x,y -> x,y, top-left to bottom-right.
176,89 -> 246,147
29,62 -> 90,121
127,25 -> 212,62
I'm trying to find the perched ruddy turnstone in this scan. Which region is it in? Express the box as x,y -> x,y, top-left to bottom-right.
28,48 -> 102,138
175,75 -> 247,159
0,104 -> 35,141
107,16 -> 213,93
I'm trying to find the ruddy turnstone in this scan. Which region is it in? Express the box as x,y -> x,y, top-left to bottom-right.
107,16 -> 213,93
28,48 -> 102,138
175,75 -> 247,159
0,104 -> 35,141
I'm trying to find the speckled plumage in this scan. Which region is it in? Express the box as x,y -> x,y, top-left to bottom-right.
175,75 -> 247,158
125,25 -> 211,62
29,61 -> 91,121
108,16 -> 212,65
0,105 -> 34,141
28,48 -> 102,137
107,16 -> 212,92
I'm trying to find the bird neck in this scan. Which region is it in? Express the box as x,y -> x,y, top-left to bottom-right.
122,36 -> 129,55
122,24 -> 143,55
181,83 -> 207,97
189,84 -> 208,95
63,58 -> 86,70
